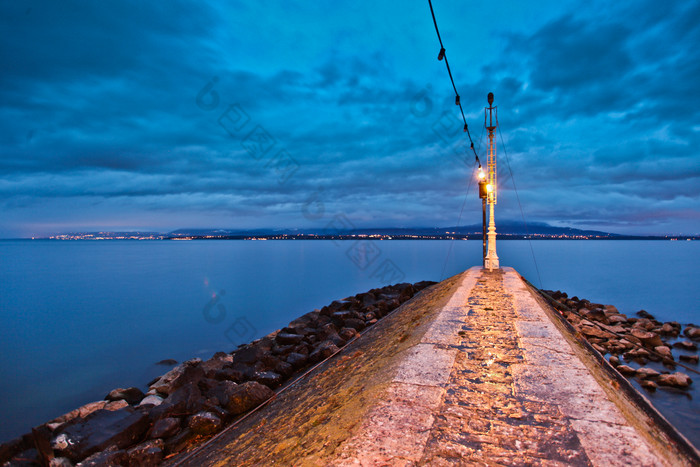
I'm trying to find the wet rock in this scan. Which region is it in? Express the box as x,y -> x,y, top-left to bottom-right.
654,346 -> 673,360
607,314 -> 628,325
105,387 -> 145,406
679,354 -> 699,364
149,358 -> 204,396
684,326 -> 700,340
343,318 -> 365,331
581,308 -> 607,323
253,371 -> 282,389
659,323 -> 679,336
52,407 -> 149,462
633,318 -> 656,331
630,329 -> 664,347
75,445 -> 128,466
309,340 -> 340,363
125,439 -> 164,466
285,352 -> 308,369
608,356 -> 620,366
148,417 -> 180,439
672,340 -> 698,351
580,325 -> 614,339
275,332 -> 304,345
637,310 -> 655,320
138,395 -> 164,407
149,382 -> 205,421
156,359 -> 178,366
658,372 -> 692,388
636,367 -> 660,379
187,412 -> 222,436
217,381 -> 274,416
211,367 -> 245,383
641,380 -> 658,390
49,401 -> 110,428
49,457 -> 74,467
339,327 -> 359,341
616,365 -> 637,375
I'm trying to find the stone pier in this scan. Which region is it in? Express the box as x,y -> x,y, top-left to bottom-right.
170,267 -> 697,466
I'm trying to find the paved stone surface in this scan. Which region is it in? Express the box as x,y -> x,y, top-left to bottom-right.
337,267 -> 667,466
172,267 -> 676,466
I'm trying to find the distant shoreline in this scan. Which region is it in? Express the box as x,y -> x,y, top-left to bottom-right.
15,235 -> 700,241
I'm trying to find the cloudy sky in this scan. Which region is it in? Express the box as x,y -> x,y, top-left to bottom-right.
1,0 -> 699,238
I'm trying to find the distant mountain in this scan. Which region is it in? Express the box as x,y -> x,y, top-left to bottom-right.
168,222 -> 619,238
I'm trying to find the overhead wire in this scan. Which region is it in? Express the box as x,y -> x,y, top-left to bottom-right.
427,0 -> 480,165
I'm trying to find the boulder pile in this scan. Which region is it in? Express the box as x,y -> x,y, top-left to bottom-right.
542,289 -> 698,393
0,280 -> 435,466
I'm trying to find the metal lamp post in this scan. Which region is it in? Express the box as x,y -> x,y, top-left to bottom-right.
484,92 -> 500,271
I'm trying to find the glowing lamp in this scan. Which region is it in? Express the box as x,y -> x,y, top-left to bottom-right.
478,169 -> 486,180
486,183 -> 494,193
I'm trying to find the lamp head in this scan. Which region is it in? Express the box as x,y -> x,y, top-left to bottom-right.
487,92 -> 494,105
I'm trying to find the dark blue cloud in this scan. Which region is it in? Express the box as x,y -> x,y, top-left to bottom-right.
0,0 -> 698,237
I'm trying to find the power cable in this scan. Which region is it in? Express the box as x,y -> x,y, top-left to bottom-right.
428,0 -> 480,165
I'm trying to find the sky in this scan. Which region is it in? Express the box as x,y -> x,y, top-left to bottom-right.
1,0 -> 699,238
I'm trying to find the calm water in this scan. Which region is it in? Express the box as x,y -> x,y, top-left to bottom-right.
0,239 -> 698,445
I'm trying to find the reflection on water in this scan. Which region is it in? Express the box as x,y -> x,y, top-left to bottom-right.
0,239 -> 698,445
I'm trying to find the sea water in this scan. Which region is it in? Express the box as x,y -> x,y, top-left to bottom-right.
0,239 -> 698,445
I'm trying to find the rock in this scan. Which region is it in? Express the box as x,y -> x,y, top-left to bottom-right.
187,412 -> 222,436
309,340 -> 340,363
217,381 -> 274,416
156,359 -> 178,366
413,281 -> 437,293
105,400 -> 129,411
659,323 -> 679,336
149,358 -> 204,396
603,305 -> 619,315
636,367 -> 660,379
616,364 -> 637,375
343,318 -> 365,331
580,325 -> 614,339
105,387 -> 145,406
51,407 -> 149,462
673,340 -> 698,350
49,401 -> 109,427
148,382 -> 205,421
49,457 -> 74,467
630,329 -> 664,347
253,371 -> 282,388
581,308 -> 607,323
684,326 -> 700,340
633,318 -> 656,331
125,439 -> 164,466
658,372 -> 692,388
654,346 -> 673,360
339,327 -> 359,341
625,348 -> 650,362
679,354 -> 699,364
75,445 -> 128,466
608,356 -> 620,366
607,314 -> 628,325
138,395 -> 164,407
641,380 -> 658,390
637,310 -> 655,320
148,417 -> 180,439
285,352 -> 308,369
275,333 -> 304,345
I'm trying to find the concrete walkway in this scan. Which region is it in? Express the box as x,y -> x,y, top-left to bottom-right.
334,267 -> 666,466
173,267 -> 689,466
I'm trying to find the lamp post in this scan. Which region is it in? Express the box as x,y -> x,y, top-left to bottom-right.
484,92 -> 500,271
478,167 -> 487,267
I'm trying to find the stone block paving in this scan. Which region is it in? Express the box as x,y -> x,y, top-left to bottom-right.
420,269 -> 591,466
